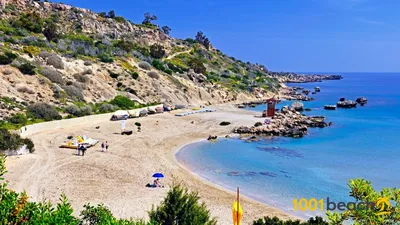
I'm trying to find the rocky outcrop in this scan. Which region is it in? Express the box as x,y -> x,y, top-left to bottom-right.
233,106 -> 331,138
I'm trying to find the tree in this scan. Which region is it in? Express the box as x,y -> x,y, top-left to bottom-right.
195,31 -> 211,49
108,10 -> 115,19
98,12 -> 107,18
149,44 -> 166,59
253,216 -> 327,225
327,178 -> 400,225
149,184 -> 217,225
161,26 -> 171,35
43,22 -> 60,42
142,12 -> 157,25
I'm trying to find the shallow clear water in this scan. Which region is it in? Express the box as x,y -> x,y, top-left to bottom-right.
176,73 -> 400,218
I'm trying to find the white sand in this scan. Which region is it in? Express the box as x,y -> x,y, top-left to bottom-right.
4,104 -> 298,224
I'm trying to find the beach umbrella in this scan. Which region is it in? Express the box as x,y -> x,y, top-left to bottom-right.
152,173 -> 165,178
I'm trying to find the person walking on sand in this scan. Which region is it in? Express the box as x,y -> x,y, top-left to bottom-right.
105,141 -> 109,152
77,144 -> 81,156
101,142 -> 105,152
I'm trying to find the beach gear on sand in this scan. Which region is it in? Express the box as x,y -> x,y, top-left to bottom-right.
60,136 -> 99,149
152,173 -> 164,178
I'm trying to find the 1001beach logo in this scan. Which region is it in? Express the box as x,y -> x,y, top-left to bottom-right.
292,197 -> 391,215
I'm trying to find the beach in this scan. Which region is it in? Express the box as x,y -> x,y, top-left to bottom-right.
4,104 -> 297,225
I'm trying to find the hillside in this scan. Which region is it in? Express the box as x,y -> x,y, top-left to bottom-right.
0,0 -> 281,124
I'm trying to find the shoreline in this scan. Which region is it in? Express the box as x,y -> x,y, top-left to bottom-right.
173,139 -> 303,220
4,103 -> 298,224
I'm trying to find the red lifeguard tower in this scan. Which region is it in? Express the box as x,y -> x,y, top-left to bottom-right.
267,98 -> 277,117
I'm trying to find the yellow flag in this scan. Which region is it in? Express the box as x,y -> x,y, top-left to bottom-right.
232,200 -> 243,225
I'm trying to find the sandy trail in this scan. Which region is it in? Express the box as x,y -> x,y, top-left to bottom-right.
5,104 -> 297,224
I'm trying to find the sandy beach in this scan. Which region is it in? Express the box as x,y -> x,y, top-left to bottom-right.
4,104 -> 297,224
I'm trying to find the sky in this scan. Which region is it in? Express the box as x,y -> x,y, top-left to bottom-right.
58,0 -> 400,72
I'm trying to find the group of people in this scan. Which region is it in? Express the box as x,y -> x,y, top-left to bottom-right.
76,144 -> 87,156
76,141 -> 109,156
101,141 -> 109,152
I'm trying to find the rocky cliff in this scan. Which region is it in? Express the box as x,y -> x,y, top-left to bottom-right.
0,0 -> 281,121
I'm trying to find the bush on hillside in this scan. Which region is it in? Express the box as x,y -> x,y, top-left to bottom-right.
138,61 -> 152,70
110,95 -> 136,109
62,84 -> 84,101
149,184 -> 217,225
131,71 -> 139,80
98,54 -> 114,63
46,54 -> 64,69
0,52 -> 17,65
16,62 -> 36,75
8,113 -> 28,125
13,12 -> 43,33
99,103 -> 117,113
147,71 -> 160,79
27,103 -> 62,121
74,74 -> 89,83
41,67 -> 64,84
219,121 -> 231,126
43,22 -> 60,42
253,216 -> 328,225
188,58 -> 206,74
66,105 -> 92,117
149,44 -> 166,59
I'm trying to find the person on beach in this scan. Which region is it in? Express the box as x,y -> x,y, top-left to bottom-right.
153,178 -> 161,187
77,144 -> 81,156
80,145 -> 87,156
101,142 -> 105,152
105,141 -> 109,152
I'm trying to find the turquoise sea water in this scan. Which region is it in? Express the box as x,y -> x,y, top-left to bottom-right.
176,73 -> 400,218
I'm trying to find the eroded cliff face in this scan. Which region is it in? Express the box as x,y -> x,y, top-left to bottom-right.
0,0 -> 278,120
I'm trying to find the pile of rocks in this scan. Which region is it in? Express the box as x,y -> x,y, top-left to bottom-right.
281,87 -> 314,101
233,106 -> 331,138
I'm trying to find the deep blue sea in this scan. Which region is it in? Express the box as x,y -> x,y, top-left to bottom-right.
176,73 -> 400,218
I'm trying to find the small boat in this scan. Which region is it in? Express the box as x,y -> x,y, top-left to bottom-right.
314,87 -> 321,92
324,105 -> 337,110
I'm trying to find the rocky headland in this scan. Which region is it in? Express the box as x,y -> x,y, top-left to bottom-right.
234,106 -> 331,138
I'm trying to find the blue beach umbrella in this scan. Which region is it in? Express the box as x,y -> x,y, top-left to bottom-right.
152,173 -> 165,178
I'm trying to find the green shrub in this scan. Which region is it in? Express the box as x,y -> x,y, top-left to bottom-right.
149,44 -> 166,59
188,58 -> 206,74
99,103 -> 117,113
13,12 -> 43,33
149,184 -> 217,225
131,71 -> 139,80
219,121 -> 231,126
62,84 -> 84,101
110,95 -> 136,109
41,67 -> 64,84
253,216 -> 327,225
43,22 -> 60,42
139,61 -> 152,70
17,62 -> 36,75
114,16 -> 126,23
135,122 -> 141,127
114,40 -> 133,52
98,54 -> 114,63
23,138 -> 35,153
74,74 -> 89,83
0,129 -> 34,152
23,46 -> 41,57
0,52 -> 17,65
8,113 -> 28,125
65,105 -> 92,117
28,103 -> 62,121
46,54 -> 64,69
